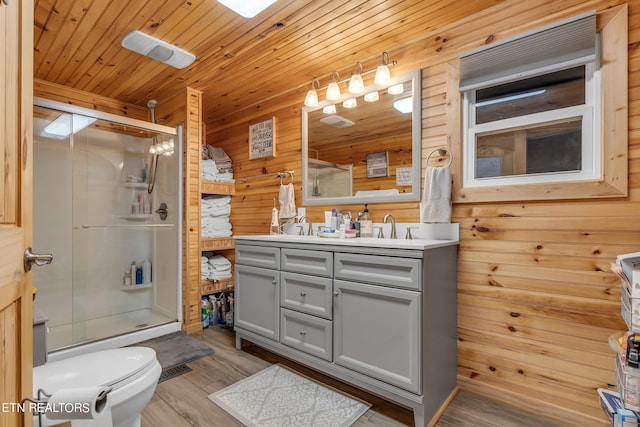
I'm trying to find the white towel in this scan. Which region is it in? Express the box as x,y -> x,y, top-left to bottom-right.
278,183 -> 296,219
420,165 -> 451,223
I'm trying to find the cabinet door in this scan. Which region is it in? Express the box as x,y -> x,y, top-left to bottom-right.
334,279 -> 421,394
235,264 -> 280,341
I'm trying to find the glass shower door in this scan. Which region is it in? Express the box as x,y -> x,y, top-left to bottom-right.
33,104 -> 181,351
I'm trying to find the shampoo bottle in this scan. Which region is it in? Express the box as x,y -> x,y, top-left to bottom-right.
360,204 -> 373,237
142,259 -> 151,284
130,262 -> 137,285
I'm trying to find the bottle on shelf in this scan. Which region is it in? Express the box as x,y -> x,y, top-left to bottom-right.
142,259 -> 152,284
130,262 -> 137,285
135,266 -> 143,284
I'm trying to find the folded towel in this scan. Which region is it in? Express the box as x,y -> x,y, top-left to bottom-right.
279,183 -> 296,219
420,165 -> 451,223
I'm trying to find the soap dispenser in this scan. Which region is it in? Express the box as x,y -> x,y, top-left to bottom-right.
360,204 -> 373,237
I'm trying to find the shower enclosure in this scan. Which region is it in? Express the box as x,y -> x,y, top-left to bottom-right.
32,98 -> 182,357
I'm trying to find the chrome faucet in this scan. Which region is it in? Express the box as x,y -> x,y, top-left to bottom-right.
382,214 -> 397,239
298,216 -> 313,236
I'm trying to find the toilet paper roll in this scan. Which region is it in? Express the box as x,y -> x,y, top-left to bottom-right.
45,386 -> 110,420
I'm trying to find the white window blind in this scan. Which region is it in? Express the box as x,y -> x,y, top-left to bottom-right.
459,10 -> 596,92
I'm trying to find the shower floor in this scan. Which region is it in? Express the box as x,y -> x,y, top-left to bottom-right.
47,308 -> 176,352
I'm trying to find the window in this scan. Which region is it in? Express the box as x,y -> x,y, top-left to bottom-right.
461,11 -> 600,188
448,6 -> 628,202
464,63 -> 599,186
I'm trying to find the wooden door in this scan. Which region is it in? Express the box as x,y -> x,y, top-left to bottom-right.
1,0 -> 34,426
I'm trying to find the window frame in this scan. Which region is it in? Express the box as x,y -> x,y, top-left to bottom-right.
448,5 -> 627,203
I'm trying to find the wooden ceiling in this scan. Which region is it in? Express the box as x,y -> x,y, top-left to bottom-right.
34,0 -> 506,124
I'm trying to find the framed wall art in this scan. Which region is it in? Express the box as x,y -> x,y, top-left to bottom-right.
249,117 -> 276,160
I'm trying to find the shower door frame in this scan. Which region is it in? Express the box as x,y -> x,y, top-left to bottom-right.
34,97 -> 184,361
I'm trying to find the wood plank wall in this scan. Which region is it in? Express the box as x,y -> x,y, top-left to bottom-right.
155,88 -> 204,334
206,0 -> 639,424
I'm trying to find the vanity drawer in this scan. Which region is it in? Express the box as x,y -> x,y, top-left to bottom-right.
334,253 -> 422,290
235,244 -> 280,269
281,248 -> 333,277
280,308 -> 332,361
281,272 -> 333,320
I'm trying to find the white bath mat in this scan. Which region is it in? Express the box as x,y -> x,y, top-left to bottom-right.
208,364 -> 370,427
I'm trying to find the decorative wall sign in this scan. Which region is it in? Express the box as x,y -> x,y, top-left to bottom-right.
396,167 -> 413,186
249,117 -> 276,160
366,152 -> 388,178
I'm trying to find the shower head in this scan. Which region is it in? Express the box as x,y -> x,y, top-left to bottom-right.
147,99 -> 158,123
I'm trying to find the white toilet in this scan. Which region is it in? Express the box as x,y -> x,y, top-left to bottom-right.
33,347 -> 161,427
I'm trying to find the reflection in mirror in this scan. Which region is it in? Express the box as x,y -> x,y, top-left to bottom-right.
302,70 -> 421,205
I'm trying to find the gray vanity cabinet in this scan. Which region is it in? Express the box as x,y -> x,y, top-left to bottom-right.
234,237 -> 458,427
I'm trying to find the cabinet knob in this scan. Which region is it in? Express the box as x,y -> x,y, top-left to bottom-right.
299,330 -> 306,335
300,292 -> 306,297
272,280 -> 277,285
333,291 -> 339,296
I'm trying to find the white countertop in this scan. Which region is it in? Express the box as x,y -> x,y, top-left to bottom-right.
234,234 -> 458,250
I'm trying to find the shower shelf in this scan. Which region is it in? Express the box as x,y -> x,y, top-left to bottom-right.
121,283 -> 152,291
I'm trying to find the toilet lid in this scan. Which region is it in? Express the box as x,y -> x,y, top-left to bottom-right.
34,347 -> 157,393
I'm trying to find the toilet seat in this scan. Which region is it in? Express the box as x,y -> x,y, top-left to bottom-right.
33,347 -> 157,394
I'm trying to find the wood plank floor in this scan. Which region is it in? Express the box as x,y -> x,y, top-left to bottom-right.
141,326 -> 565,427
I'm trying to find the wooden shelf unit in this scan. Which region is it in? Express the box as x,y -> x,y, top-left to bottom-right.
200,179 -> 235,296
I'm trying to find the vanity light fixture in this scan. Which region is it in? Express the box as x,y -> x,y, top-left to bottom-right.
343,98 -> 357,108
364,91 -> 379,102
304,79 -> 320,108
326,71 -> 342,101
217,0 -> 277,18
323,104 -> 337,114
301,52 -> 397,107
374,52 -> 392,85
348,62 -> 365,94
388,83 -> 404,95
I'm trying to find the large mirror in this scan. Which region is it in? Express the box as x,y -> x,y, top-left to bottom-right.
302,69 -> 422,205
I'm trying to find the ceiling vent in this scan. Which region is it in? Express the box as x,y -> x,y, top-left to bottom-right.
319,115 -> 355,128
121,30 -> 195,69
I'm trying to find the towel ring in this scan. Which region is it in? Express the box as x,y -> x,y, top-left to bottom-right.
426,147 -> 453,167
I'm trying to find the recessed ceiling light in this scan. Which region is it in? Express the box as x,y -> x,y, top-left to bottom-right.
217,0 -> 278,18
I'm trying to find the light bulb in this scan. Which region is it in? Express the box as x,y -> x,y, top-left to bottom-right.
364,91 -> 379,102
343,98 -> 357,108
388,83 -> 404,95
348,62 -> 364,94
326,71 -> 341,101
323,104 -> 336,114
374,52 -> 392,85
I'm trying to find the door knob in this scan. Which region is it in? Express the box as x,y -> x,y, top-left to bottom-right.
24,247 -> 53,272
